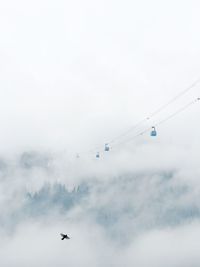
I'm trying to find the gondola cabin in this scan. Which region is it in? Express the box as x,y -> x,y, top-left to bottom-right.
105,144 -> 110,151
151,126 -> 157,137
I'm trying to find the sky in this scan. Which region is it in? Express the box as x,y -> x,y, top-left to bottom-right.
0,0 -> 200,266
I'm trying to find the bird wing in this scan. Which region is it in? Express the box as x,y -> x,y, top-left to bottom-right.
60,233 -> 65,237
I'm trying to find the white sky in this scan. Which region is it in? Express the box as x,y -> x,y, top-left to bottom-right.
0,0 -> 200,154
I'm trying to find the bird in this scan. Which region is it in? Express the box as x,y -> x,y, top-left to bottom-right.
60,233 -> 70,240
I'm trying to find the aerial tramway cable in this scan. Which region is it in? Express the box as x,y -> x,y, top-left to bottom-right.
108,78 -> 200,145
110,97 -> 200,150
77,77 -> 200,158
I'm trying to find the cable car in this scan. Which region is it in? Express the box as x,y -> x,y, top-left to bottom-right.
105,143 -> 110,151
96,152 -> 100,158
151,126 -> 157,136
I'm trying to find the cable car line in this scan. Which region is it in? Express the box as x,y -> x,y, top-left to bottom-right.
85,78 -> 200,157
76,76 -> 200,158
107,78 -> 200,146
110,97 -> 200,150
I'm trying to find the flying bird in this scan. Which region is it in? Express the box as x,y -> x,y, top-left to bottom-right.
60,233 -> 70,240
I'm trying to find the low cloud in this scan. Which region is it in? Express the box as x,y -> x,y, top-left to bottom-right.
0,148 -> 199,266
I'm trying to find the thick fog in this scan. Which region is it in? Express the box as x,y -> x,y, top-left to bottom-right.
0,0 -> 200,266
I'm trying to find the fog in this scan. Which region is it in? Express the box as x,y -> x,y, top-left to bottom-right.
0,0 -> 200,266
